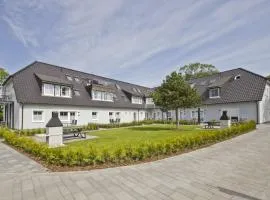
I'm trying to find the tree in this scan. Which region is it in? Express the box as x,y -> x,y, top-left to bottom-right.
0,68 -> 9,84
152,71 -> 201,128
179,63 -> 219,81
0,68 -> 9,121
266,75 -> 270,80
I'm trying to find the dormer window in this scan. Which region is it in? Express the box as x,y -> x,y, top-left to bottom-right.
209,88 -> 220,98
66,75 -> 72,81
146,98 -> 154,104
61,86 -> 71,97
92,90 -> 113,102
42,83 -> 71,98
132,96 -> 143,104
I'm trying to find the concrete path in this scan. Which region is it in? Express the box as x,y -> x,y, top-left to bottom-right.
0,125 -> 269,200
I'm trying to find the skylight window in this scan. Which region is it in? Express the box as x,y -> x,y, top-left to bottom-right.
74,77 -> 80,82
115,84 -> 121,90
137,88 -> 141,93
74,90 -> 80,96
234,75 -> 241,80
66,75 -> 73,81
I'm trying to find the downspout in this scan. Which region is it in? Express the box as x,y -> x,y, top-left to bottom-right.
21,104 -> 24,130
256,101 -> 260,124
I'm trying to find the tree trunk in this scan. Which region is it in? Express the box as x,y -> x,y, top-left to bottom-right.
175,108 -> 179,128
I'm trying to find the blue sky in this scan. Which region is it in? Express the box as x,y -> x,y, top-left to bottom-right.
0,0 -> 270,87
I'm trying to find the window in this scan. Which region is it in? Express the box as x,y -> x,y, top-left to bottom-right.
132,96 -> 143,104
55,85 -> 60,96
66,75 -> 72,81
60,112 -> 68,121
43,84 -> 54,96
92,90 -> 113,102
209,88 -> 220,98
43,84 -> 71,98
61,86 -> 71,97
92,112 -> 98,120
146,98 -> 154,104
32,110 -> 44,122
70,112 -> 76,120
74,90 -> 80,96
74,77 -> 80,82
109,112 -> 113,119
116,112 -> 120,119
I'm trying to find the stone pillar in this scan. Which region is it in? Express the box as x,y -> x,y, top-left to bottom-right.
220,111 -> 231,129
46,112 -> 63,147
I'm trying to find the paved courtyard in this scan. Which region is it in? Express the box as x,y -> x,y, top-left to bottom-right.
0,125 -> 269,200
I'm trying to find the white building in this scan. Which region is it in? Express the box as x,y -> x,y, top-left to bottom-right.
2,62 -> 270,129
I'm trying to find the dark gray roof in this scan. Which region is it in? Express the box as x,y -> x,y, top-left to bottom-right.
190,68 -> 267,105
8,61 -> 154,109
35,73 -> 72,86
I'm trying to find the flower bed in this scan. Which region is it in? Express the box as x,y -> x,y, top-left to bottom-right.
0,121 -> 256,169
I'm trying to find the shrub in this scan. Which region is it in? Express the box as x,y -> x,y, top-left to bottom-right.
0,121 -> 256,167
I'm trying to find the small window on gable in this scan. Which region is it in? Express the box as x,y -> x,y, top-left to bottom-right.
234,74 -> 241,80
209,88 -> 220,98
66,75 -> 73,81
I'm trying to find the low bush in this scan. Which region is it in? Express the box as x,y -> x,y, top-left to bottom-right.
0,121 -> 256,167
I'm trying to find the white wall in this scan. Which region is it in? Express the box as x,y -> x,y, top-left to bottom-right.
258,83 -> 270,123
4,80 -> 22,129
169,102 -> 258,123
22,104 -> 146,129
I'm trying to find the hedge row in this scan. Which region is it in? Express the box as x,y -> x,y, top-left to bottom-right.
86,119 -> 198,130
0,121 -> 256,167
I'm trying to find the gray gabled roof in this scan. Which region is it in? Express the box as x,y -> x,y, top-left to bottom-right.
190,68 -> 267,105
7,61 -> 154,109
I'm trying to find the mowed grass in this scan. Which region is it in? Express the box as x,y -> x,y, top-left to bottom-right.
67,124 -> 203,149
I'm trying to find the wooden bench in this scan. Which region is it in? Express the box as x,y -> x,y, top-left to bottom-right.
63,127 -> 86,139
205,121 -> 220,129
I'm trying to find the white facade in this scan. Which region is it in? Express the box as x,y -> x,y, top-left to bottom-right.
3,80 -> 270,129
258,84 -> 270,123
21,104 -> 146,129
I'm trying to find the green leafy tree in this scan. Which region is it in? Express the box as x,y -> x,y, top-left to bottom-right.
0,68 -> 9,121
179,63 -> 219,81
0,68 -> 9,84
266,75 -> 270,80
152,71 -> 201,128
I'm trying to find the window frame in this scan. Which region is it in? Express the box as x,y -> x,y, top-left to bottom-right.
43,83 -> 55,96
61,86 -> 71,98
209,88 -> 220,98
92,90 -> 114,102
92,112 -> 98,120
32,110 -> 44,123
59,111 -> 69,121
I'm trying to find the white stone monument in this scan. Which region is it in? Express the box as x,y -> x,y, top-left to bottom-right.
46,112 -> 63,147
220,111 -> 231,129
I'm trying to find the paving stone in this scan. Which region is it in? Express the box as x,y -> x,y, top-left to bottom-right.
0,124 -> 270,200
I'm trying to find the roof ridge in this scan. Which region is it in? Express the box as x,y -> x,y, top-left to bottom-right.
190,67 -> 266,82
35,61 -> 153,90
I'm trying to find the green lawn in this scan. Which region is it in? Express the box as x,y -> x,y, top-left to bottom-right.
67,124 -> 203,149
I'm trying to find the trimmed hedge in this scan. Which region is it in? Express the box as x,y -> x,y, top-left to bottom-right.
87,119 -> 198,130
0,121 -> 256,167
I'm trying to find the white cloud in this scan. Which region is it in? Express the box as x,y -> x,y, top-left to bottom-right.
1,0 -> 270,86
